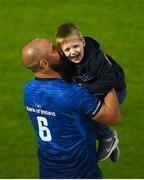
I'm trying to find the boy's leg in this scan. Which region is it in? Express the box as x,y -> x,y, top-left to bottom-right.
116,88 -> 127,105
95,89 -> 126,162
110,146 -> 120,162
95,122 -> 119,162
109,88 -> 126,161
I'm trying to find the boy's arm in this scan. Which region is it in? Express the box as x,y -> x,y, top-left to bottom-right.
82,50 -> 116,97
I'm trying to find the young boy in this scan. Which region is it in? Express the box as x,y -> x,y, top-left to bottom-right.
56,23 -> 126,162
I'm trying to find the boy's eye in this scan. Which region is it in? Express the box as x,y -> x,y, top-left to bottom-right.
64,48 -> 70,52
74,45 -> 78,47
73,45 -> 79,48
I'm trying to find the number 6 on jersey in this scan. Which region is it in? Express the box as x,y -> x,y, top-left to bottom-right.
37,116 -> 52,141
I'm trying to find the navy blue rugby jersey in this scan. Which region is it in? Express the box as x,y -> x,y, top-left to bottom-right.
24,78 -> 102,178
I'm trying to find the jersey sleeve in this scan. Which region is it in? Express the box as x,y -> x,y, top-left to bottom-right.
71,85 -> 102,118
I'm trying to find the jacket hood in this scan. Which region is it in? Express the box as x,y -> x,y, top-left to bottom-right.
80,37 -> 100,63
85,37 -> 100,51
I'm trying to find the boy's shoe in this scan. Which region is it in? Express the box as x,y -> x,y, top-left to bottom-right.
110,146 -> 120,162
97,130 -> 119,162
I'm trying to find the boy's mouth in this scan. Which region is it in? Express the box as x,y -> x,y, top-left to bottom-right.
70,53 -> 81,61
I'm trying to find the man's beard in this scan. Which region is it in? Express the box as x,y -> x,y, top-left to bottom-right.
49,59 -> 65,73
49,54 -> 75,82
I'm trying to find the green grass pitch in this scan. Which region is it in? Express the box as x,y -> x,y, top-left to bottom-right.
0,0 -> 144,178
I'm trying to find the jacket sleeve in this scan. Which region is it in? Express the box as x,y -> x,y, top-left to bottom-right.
82,50 -> 116,97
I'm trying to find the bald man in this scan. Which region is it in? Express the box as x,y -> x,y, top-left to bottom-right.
22,38 -> 120,179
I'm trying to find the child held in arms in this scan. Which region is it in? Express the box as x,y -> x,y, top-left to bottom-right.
56,23 -> 126,162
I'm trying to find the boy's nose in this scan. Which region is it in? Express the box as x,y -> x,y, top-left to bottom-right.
70,49 -> 76,55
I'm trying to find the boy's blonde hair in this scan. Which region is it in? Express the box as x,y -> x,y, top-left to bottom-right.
56,23 -> 83,46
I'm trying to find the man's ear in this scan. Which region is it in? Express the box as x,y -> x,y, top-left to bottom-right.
40,59 -> 49,68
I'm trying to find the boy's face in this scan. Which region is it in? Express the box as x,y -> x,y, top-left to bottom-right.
60,37 -> 85,63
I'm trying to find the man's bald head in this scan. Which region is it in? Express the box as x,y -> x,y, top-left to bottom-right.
22,38 -> 55,72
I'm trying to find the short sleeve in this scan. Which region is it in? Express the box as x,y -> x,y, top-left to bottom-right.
71,85 -> 102,118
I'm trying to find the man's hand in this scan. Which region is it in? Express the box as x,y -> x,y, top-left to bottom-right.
92,89 -> 120,125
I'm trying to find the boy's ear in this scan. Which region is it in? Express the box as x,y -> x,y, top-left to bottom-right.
82,38 -> 86,47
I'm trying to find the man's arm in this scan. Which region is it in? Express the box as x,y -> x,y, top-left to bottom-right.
92,88 -> 120,125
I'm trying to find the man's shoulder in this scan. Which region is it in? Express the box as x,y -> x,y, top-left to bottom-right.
60,81 -> 93,99
24,78 -> 35,88
61,80 -> 85,93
